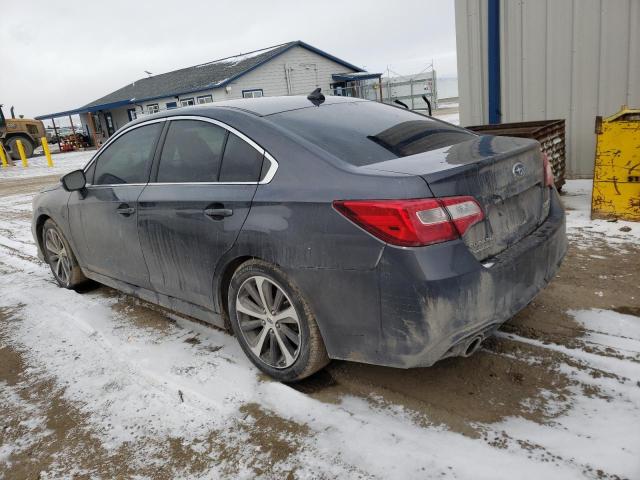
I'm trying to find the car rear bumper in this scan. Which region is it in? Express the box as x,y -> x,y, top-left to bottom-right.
373,188 -> 567,368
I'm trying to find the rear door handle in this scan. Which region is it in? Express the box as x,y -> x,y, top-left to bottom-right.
116,205 -> 136,216
204,208 -> 233,219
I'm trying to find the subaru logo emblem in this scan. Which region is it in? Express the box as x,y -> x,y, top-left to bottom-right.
512,162 -> 526,178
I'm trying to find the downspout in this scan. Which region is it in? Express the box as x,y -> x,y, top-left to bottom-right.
487,0 -> 501,124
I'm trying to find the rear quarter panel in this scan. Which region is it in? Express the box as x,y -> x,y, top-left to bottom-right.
210,111 -> 433,360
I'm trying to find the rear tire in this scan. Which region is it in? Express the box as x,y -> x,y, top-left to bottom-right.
7,136 -> 34,160
42,219 -> 87,289
228,259 -> 329,382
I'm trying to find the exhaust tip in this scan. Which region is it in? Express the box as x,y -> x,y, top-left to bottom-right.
463,336 -> 483,357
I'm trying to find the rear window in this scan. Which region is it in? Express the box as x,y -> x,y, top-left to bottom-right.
269,101 -> 475,166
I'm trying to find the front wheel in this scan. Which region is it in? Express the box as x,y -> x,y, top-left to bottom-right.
42,219 -> 86,289
7,136 -> 34,160
228,260 -> 329,382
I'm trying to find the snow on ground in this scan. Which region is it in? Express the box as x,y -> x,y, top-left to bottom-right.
562,179 -> 640,247
0,159 -> 639,478
0,150 -> 94,181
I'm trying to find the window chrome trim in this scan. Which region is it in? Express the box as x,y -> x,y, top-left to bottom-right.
86,183 -> 148,188
83,114 -> 279,187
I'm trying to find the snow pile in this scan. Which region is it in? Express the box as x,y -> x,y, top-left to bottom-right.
561,179 -> 640,247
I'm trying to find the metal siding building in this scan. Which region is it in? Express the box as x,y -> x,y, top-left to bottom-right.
455,0 -> 640,177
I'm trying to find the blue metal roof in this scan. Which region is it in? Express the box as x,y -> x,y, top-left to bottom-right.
36,41 -> 366,120
36,99 -> 134,120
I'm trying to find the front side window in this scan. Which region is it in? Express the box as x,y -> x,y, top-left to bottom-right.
147,104 -> 159,114
156,120 -> 227,183
219,133 -> 264,182
93,123 -> 163,185
197,95 -> 213,104
242,89 -> 263,99
180,98 -> 195,107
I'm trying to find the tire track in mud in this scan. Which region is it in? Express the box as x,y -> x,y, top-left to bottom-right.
0,214 -> 356,477
0,307 -> 323,479
0,263 -> 333,478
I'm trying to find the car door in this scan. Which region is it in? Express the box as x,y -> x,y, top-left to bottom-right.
68,120 -> 164,288
137,117 -> 268,310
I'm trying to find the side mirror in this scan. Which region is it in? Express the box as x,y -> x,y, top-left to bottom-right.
61,169 -> 86,192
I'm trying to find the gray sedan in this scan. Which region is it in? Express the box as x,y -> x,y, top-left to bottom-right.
32,95 -> 567,382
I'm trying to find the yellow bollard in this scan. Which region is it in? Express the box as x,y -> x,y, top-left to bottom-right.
41,137 -> 54,167
0,144 -> 8,168
16,139 -> 28,168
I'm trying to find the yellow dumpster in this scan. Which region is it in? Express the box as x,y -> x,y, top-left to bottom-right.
591,106 -> 640,222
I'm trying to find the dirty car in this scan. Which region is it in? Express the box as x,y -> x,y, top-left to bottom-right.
31,95 -> 567,382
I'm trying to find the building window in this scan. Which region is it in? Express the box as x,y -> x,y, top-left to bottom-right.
242,89 -> 263,98
127,109 -> 137,121
166,102 -> 177,109
180,98 -> 195,107
147,104 -> 159,114
197,95 -> 213,104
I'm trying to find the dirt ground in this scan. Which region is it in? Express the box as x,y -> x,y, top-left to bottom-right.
1,174 -> 638,479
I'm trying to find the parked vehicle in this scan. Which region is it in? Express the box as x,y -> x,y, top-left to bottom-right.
0,104 -> 46,159
31,95 -> 567,382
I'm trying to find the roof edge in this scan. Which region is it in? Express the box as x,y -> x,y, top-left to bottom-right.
35,99 -> 134,120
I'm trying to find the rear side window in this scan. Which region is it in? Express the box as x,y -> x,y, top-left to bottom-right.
94,123 -> 162,185
269,101 -> 475,166
219,133 -> 264,182
157,120 -> 227,183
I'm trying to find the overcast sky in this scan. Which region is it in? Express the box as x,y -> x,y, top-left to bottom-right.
0,0 -> 457,120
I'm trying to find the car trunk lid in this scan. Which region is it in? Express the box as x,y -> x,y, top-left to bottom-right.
362,135 -> 550,260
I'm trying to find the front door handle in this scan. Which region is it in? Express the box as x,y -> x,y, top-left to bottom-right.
116,205 -> 136,216
204,208 -> 233,220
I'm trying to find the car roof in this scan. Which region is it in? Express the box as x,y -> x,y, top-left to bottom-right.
120,96 -> 368,133
208,95 -> 366,116
137,95 -> 365,121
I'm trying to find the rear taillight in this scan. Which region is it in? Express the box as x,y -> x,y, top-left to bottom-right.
542,152 -> 554,187
333,196 -> 484,247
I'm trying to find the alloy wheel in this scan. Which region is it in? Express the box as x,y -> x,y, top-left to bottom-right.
45,228 -> 71,285
235,275 -> 301,369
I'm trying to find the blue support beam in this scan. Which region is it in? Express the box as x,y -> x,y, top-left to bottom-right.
487,0 -> 501,124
